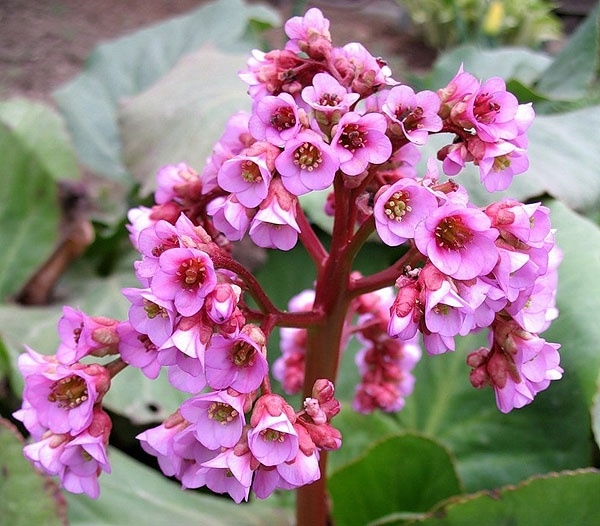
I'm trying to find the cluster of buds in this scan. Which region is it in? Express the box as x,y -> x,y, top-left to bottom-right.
14,6 -> 562,501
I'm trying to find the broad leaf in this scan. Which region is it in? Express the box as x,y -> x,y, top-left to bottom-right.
328,434 -> 461,526
0,106 -> 61,300
54,0 -> 279,183
0,418 -> 67,526
119,47 -> 250,196
535,3 -> 600,101
405,469 -> 600,526
66,447 -> 292,526
0,99 -> 79,181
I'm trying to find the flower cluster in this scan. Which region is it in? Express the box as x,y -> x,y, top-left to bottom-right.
14,6 -> 562,502
13,344 -> 113,498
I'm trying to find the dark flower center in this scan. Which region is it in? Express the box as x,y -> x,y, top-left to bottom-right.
47,375 -> 88,409
434,215 -> 473,249
473,92 -> 500,124
208,402 -> 239,424
339,123 -> 366,152
270,106 -> 296,131
383,190 -> 411,222
319,92 -> 341,107
231,341 -> 257,367
294,142 -> 323,171
177,258 -> 207,290
240,160 -> 263,183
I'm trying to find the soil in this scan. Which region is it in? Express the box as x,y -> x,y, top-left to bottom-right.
0,0 -> 437,106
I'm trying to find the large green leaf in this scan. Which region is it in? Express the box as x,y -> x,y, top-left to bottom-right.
118,47 -> 251,196
0,99 -> 79,181
53,0 -> 279,184
328,434 -> 461,526
66,447 -> 292,526
0,103 -> 61,300
535,3 -> 600,101
0,418 -> 67,526
405,469 -> 600,526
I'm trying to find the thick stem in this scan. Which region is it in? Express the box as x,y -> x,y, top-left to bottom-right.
296,173 -> 355,526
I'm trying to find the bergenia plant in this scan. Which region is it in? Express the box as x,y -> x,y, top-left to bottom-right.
14,7 -> 562,525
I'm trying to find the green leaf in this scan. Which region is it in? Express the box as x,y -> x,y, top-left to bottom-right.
0,99 -> 79,181
328,434 -> 461,526
0,418 -> 67,526
119,47 -> 251,196
406,469 -> 600,526
0,109 -> 60,300
592,377 -> 600,450
66,447 -> 292,526
544,200 -> 600,404
54,0 -> 279,183
535,3 -> 600,101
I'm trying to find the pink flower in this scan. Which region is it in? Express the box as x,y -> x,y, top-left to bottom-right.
204,329 -> 268,393
137,411 -> 191,479
414,200 -> 499,280
23,408 -> 112,499
248,395 -> 299,466
248,179 -> 301,250
331,111 -> 392,176
301,72 -> 359,118
284,7 -> 332,58
332,43 -> 397,96
204,283 -> 242,325
382,85 -> 442,145
206,195 -> 254,242
467,320 -> 563,413
151,247 -> 217,317
155,162 -> 201,205
121,287 -> 176,347
202,447 -> 253,503
56,307 -> 119,364
19,348 -> 110,435
217,152 -> 272,208
465,77 -> 520,142
388,275 -> 421,340
249,93 -> 303,147
116,322 -> 162,379
275,130 -> 340,195
180,390 -> 246,450
374,178 -> 439,246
